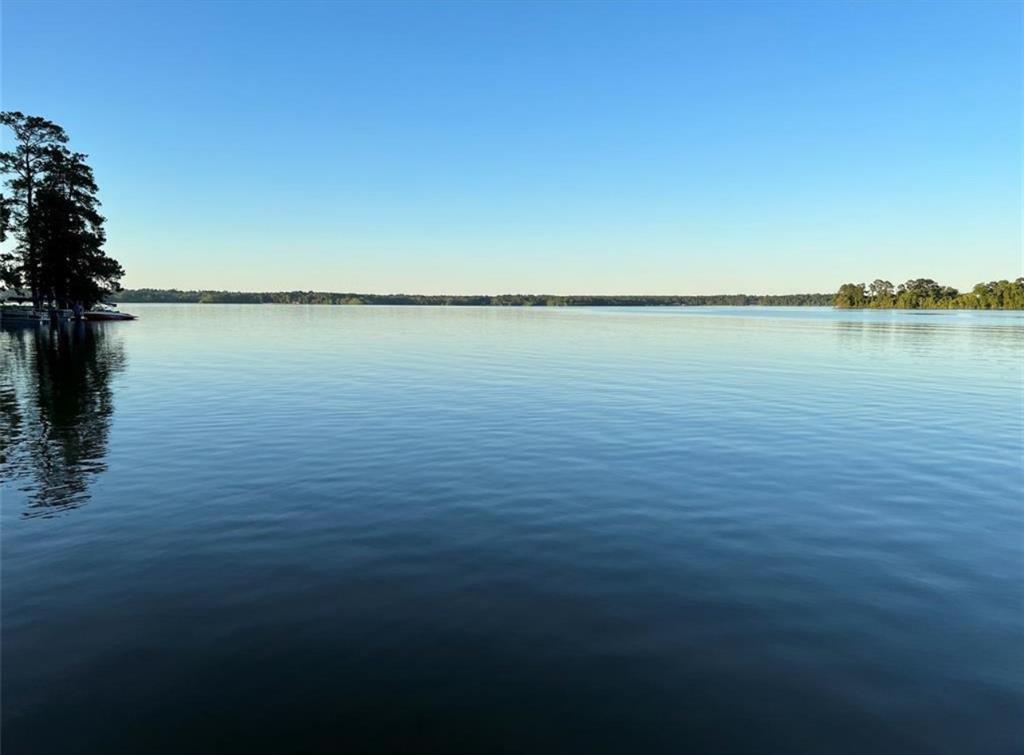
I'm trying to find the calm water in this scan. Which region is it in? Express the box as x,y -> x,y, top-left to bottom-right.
2,305 -> 1022,754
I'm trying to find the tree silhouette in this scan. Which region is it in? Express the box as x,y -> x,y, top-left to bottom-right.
0,111 -> 123,307
0,324 -> 125,516
32,149 -> 123,307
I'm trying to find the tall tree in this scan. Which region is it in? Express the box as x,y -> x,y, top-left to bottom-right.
1,112 -> 123,307
867,279 -> 895,307
834,282 -> 867,308
0,192 -> 9,242
0,112 -> 69,304
33,148 -> 123,307
895,278 -> 944,308
0,191 -> 17,289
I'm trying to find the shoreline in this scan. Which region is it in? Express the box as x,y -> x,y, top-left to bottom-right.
110,290 -> 835,307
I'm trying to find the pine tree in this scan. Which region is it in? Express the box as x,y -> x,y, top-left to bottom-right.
33,148 -> 123,307
1,112 -> 68,304
1,111 -> 124,307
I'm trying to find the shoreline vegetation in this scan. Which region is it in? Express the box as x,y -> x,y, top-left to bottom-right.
111,290 -> 834,306
834,278 -> 1024,310
112,282 -> 1024,309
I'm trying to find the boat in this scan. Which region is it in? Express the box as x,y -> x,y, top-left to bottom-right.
82,304 -> 136,321
1,290 -> 134,324
2,291 -> 32,318
0,303 -> 47,323
2,305 -> 76,324
1,290 -> 49,324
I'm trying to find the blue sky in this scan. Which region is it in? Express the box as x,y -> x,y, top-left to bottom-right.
2,1 -> 1020,294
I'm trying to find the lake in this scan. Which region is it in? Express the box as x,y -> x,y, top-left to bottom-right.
2,305 -> 1021,754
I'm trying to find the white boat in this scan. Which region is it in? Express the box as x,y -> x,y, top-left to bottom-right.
82,304 -> 136,321
1,290 -> 131,324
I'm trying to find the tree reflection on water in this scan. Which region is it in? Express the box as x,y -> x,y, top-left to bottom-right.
1,322 -> 125,517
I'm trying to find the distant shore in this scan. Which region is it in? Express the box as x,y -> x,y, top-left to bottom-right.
111,289 -> 834,307
110,281 -> 1024,309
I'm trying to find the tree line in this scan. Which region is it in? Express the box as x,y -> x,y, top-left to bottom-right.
834,278 -> 1024,309
0,112 -> 124,309
111,289 -> 836,306
118,284 -> 1024,308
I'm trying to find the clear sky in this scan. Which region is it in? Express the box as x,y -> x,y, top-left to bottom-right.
2,0 -> 1020,294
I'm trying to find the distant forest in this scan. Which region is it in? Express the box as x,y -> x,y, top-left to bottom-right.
111,290 -> 835,306
834,278 -> 1024,310
112,279 -> 1024,310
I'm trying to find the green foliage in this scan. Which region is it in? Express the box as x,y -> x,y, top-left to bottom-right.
834,283 -> 867,308
966,280 -> 1024,309
834,278 -> 1023,309
112,289 -> 838,306
867,279 -> 895,308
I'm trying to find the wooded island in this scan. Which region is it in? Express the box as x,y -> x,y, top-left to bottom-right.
834,278 -> 1024,309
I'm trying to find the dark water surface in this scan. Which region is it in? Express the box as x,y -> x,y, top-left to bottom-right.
2,305 -> 1021,754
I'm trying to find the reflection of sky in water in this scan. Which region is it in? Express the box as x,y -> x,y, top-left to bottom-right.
1,306 -> 1021,755
2,306 -> 1021,515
